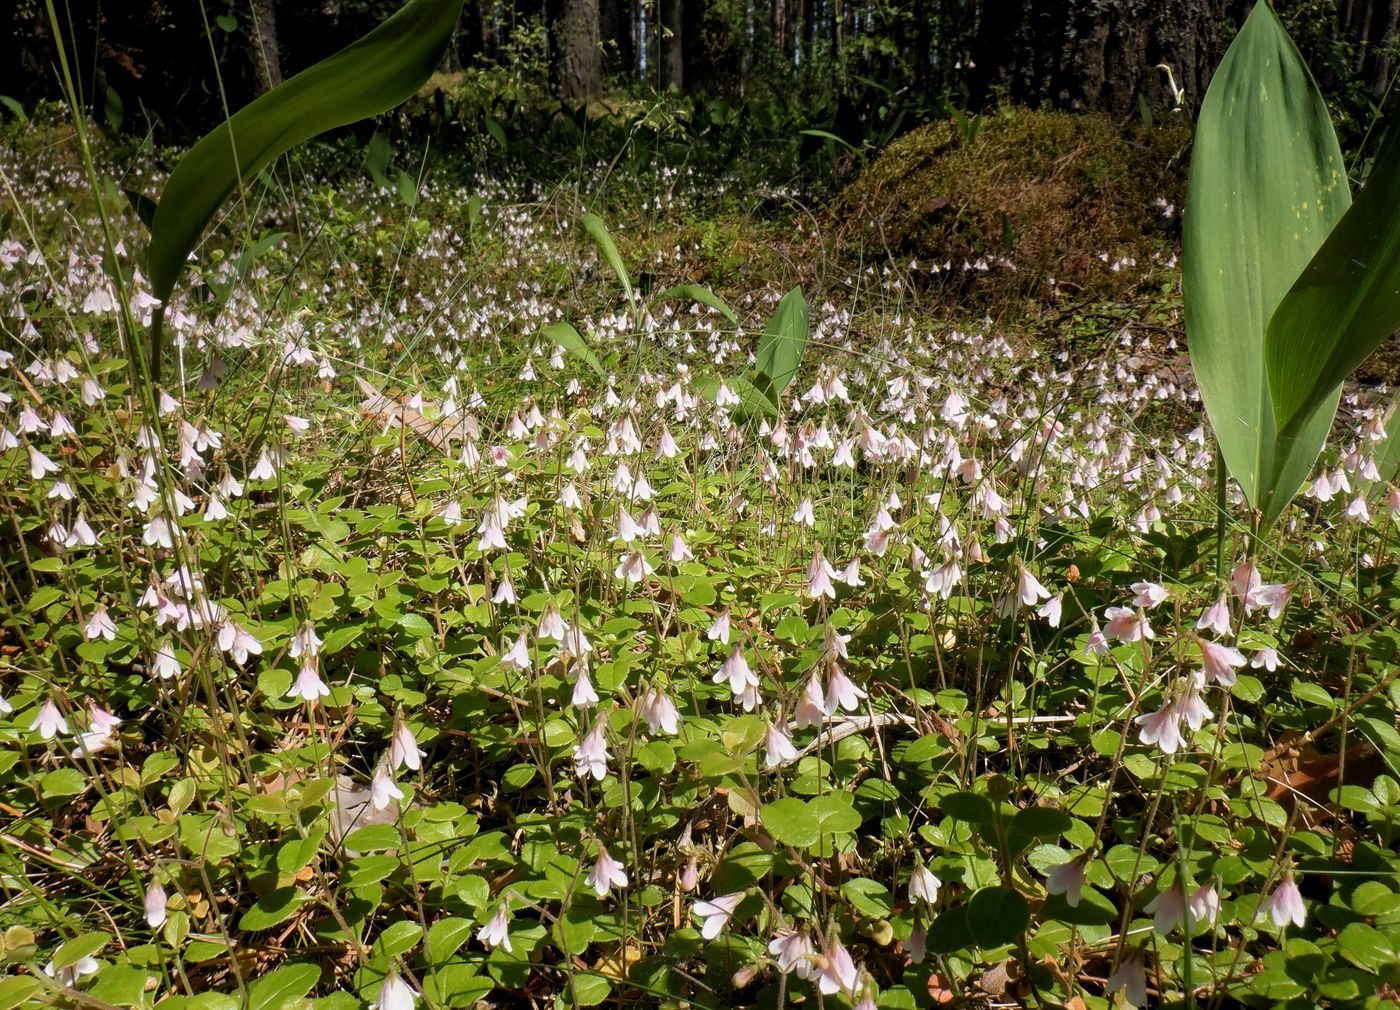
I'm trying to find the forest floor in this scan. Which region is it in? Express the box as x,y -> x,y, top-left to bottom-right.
2,114 -> 1400,1010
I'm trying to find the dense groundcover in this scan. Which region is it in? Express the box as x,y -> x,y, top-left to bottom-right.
3,109 -> 1400,1010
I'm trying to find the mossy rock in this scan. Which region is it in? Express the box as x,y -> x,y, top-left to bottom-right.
829,108 -> 1191,309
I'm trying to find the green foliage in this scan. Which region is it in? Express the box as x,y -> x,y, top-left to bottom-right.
1187,0 -> 1400,531
148,0 -> 464,301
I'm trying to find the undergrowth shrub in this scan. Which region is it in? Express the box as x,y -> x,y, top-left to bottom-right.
829,108 -> 1191,311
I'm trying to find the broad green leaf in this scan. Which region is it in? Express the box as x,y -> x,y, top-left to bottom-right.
1009,807 -> 1073,839
752,286 -> 809,405
426,916 -> 475,965
580,213 -> 633,305
658,284 -> 738,324
542,321 -> 604,376
238,887 -> 313,931
1267,124 -> 1400,436
148,0 -> 464,300
966,887 -> 1031,948
53,931 -> 110,970
940,791 -> 992,823
0,978 -> 41,1010
1183,0 -> 1350,529
247,963 -> 322,1010
694,373 -> 778,418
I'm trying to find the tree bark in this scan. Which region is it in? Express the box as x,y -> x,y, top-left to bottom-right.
557,0 -> 603,98
661,0 -> 684,88
250,0 -> 284,95
600,0 -> 635,79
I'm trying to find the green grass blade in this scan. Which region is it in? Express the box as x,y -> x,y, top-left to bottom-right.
580,213 -> 634,306
1183,0 -> 1350,529
1267,125 -> 1400,437
147,0 -> 464,301
753,286 -> 808,406
542,321 -> 605,377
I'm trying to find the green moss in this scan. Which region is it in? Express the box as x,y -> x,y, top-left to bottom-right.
830,108 -> 1191,309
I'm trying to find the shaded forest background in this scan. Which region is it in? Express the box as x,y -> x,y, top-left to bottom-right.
3,1 -> 1398,166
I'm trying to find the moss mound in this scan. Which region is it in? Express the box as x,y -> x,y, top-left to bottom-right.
830,108 -> 1190,308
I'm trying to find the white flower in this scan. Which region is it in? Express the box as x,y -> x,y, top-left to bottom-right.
44,955 -> 99,986
693,892 -> 744,939
390,718 -> 425,771
794,675 -> 826,729
1130,581 -> 1169,608
285,662 -> 331,703
907,865 -> 941,905
152,642 -> 182,680
1198,638 -> 1246,687
31,699 -> 69,740
1046,855 -> 1087,906
501,633 -> 532,672
764,723 -> 798,768
145,882 -> 168,928
1105,952 -> 1147,1006
371,973 -> 416,1010
640,690 -> 680,735
1017,565 -> 1051,607
1196,595 -> 1232,636
586,845 -> 629,897
1259,873 -> 1306,928
85,606 -> 118,642
713,647 -> 759,698
768,928 -> 815,976
824,669 -> 867,715
573,721 -> 611,781
477,902 -> 512,951
706,611 -> 730,644
217,621 -> 262,665
816,937 -> 859,996
371,763 -> 404,811
615,550 -> 654,583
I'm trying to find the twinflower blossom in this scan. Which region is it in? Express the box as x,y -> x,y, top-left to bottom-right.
1046,855 -> 1088,906
389,717 -> 425,771
1198,637 -> 1246,687
693,891 -> 745,939
764,723 -> 798,768
371,974 -> 416,1010
145,882 -> 168,928
768,928 -> 815,976
31,699 -> 69,740
816,936 -> 860,996
714,647 -> 759,699
574,720 -> 611,781
1106,951 -> 1147,1006
586,845 -> 629,897
640,689 -> 681,734
824,669 -> 867,714
1104,605 -> 1153,643
1259,873 -> 1306,928
478,902 -> 512,951
907,864 -> 941,905
1017,564 -> 1051,607
1196,595 -> 1232,636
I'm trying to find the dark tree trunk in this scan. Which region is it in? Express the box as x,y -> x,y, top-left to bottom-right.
250,0 -> 284,95
968,0 -> 1231,117
661,0 -> 684,88
599,0 -> 635,79
557,0 -> 603,98
681,0 -> 713,91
